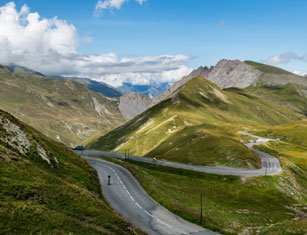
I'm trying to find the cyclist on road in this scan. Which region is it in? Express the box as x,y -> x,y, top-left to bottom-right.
107,175 -> 111,185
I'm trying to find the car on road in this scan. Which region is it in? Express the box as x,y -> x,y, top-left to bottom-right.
72,146 -> 85,151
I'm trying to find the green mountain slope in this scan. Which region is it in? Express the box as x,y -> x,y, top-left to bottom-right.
0,66 -> 125,146
0,109 -> 140,234
89,76 -> 306,168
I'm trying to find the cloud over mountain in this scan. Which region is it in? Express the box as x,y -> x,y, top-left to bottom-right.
0,1 -> 191,87
266,52 -> 307,65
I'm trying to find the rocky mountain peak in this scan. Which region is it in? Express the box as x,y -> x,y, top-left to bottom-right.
206,59 -> 262,89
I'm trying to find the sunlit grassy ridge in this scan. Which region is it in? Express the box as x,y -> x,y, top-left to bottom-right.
0,110 -> 141,234
90,76 -> 305,168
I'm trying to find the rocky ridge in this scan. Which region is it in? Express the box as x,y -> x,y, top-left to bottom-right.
154,59 -> 307,104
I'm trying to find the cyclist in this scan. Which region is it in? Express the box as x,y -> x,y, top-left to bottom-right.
107,175 -> 111,185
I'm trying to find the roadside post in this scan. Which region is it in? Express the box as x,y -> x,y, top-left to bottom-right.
200,193 -> 204,224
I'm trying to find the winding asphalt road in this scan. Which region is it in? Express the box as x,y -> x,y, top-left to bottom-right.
79,132 -> 282,177
80,148 -> 281,177
80,133 -> 281,234
85,157 -> 217,235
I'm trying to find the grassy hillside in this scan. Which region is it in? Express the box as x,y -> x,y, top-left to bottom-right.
0,110 -> 141,234
245,60 -> 293,75
254,120 -> 307,147
0,66 -> 125,146
89,76 -> 305,168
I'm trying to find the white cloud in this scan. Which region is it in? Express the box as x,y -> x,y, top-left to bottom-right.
293,71 -> 307,77
94,0 -> 146,16
0,2 -> 191,87
86,65 -> 193,87
265,52 -> 307,65
0,2 -> 77,62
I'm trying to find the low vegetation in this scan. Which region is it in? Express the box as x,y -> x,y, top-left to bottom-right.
244,60 -> 294,75
0,110 -> 141,234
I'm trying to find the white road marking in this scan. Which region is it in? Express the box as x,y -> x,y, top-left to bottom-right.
135,202 -> 143,209
156,218 -> 173,229
104,164 -> 183,232
145,210 -> 153,217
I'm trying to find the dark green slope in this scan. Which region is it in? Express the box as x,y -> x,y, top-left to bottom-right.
0,109 -> 141,234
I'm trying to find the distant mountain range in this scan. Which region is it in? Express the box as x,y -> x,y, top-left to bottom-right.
118,82 -> 170,98
53,76 -> 122,98
0,65 -> 125,146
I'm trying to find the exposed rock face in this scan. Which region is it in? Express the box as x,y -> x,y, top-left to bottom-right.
0,112 -> 52,165
206,59 -> 262,89
119,92 -> 152,120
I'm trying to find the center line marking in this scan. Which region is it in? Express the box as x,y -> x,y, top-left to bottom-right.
103,164 -> 174,230
156,218 -> 173,229
135,202 -> 142,209
145,210 -> 153,217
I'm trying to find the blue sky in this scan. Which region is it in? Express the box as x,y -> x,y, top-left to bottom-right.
1,0 -> 307,85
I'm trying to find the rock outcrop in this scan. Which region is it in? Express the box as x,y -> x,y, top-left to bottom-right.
119,92 -> 152,120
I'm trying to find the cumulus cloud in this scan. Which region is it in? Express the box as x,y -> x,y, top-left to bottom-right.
265,52 -> 307,65
0,2 -> 191,87
94,0 -> 146,16
0,2 -> 77,60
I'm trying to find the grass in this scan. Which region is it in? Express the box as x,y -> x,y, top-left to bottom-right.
254,120 -> 307,147
0,110 -> 142,234
244,61 -> 294,75
145,124 -> 261,168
